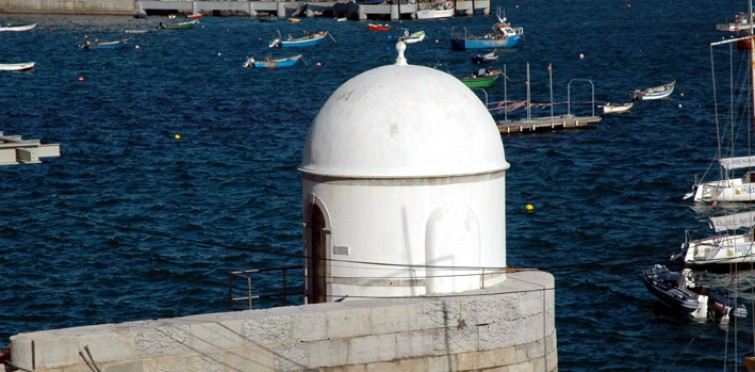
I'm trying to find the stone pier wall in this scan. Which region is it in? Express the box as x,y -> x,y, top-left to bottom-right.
10,270 -> 557,371
0,0 -> 135,15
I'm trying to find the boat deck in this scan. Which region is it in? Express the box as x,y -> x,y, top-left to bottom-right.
497,115 -> 602,134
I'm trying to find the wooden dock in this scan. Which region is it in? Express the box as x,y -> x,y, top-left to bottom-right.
497,115 -> 602,134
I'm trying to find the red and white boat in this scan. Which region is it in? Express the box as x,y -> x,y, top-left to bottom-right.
186,13 -> 203,19
368,23 -> 391,31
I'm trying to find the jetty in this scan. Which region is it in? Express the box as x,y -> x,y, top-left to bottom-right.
497,115 -> 602,134
0,132 -> 60,165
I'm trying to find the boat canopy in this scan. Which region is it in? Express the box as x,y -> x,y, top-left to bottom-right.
720,155 -> 755,170
709,210 -> 755,232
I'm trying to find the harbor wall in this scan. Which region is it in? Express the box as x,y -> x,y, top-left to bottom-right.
10,270 -> 557,371
0,0 -> 135,15
0,0 -> 489,18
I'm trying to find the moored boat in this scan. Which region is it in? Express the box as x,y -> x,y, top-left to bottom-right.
270,31 -> 328,48
0,61 -> 35,72
628,81 -> 675,100
80,38 -> 129,50
451,13 -> 523,50
600,102 -> 633,114
400,30 -> 426,44
159,19 -> 198,30
416,0 -> 455,20
0,22 -> 36,32
186,13 -> 203,19
458,68 -> 501,89
471,49 -> 499,64
242,54 -> 303,69
676,211 -> 755,266
642,264 -> 747,324
368,23 -> 392,31
717,11 -> 755,32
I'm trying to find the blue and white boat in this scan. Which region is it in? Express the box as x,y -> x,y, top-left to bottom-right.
641,264 -> 747,324
269,31 -> 328,48
243,54 -> 302,69
451,14 -> 523,50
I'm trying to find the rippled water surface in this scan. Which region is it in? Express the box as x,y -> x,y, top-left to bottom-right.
1,1 -> 753,370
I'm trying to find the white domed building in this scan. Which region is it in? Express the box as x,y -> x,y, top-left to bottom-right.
8,43 -> 557,372
300,42 -> 510,302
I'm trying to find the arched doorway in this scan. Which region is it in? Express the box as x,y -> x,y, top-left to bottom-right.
306,204 -> 327,303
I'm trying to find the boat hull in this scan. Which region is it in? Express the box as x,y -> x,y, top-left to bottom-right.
451,35 -> 521,50
642,264 -> 747,321
81,39 -> 129,50
0,23 -> 36,32
601,102 -> 633,114
0,62 -> 35,71
244,54 -> 302,69
684,232 -> 755,266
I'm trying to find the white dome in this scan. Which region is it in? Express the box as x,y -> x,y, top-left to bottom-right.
300,44 -> 507,178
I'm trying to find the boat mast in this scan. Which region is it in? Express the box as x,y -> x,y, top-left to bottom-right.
549,63 -> 553,118
526,62 -> 531,121
504,64 -> 508,122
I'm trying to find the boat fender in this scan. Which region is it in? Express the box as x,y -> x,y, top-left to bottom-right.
691,294 -> 708,320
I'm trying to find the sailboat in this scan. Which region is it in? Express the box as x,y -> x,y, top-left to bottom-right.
675,210 -> 755,266
684,34 -> 755,204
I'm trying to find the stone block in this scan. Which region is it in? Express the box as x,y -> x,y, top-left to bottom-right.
457,346 -> 516,370
306,339 -> 348,367
426,354 -> 454,371
79,328 -> 135,363
273,343 -> 308,371
189,319 -> 244,352
478,318 -> 527,350
102,360 -> 143,372
395,331 -> 434,359
243,313 -> 293,345
31,336 -> 81,369
224,346 -> 275,372
134,323 -> 192,358
326,308 -> 371,339
430,326 -> 478,356
291,311 -> 327,342
370,304 -> 416,334
347,334 -> 397,365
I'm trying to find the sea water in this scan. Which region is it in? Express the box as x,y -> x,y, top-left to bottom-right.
0,1 -> 751,370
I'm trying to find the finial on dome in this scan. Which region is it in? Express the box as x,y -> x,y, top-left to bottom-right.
395,41 -> 407,66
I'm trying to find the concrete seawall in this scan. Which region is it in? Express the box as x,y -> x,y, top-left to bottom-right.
10,270 -> 556,371
0,0 -> 490,19
0,0 -> 135,15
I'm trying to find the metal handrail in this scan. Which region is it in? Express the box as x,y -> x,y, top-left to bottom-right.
227,266 -> 304,310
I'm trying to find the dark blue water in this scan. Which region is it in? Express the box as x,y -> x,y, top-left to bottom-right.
0,1 -> 752,370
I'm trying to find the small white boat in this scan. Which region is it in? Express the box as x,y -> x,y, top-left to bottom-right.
628,81 -> 675,101
0,22 -> 36,32
601,102 -> 634,114
400,30 -> 426,45
0,61 -> 35,71
416,0 -> 455,20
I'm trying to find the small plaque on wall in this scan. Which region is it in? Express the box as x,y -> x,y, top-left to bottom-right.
333,245 -> 350,255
